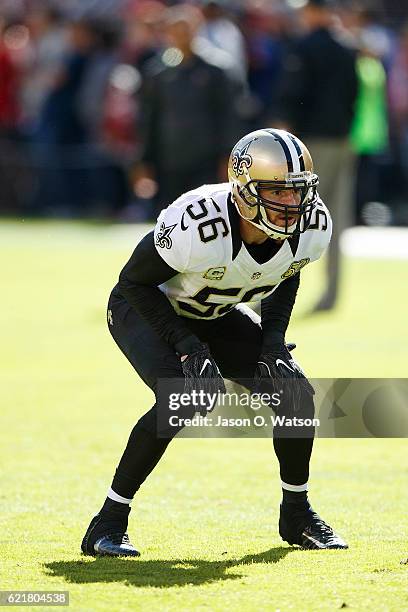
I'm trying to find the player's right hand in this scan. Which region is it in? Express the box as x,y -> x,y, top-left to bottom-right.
253,344 -> 314,411
181,343 -> 226,403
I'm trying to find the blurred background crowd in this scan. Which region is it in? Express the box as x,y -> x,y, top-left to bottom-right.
0,0 -> 407,226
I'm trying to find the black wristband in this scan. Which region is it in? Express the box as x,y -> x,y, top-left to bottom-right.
262,333 -> 285,351
174,335 -> 205,356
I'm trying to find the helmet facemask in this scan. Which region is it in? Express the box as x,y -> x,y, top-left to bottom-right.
233,174 -> 318,240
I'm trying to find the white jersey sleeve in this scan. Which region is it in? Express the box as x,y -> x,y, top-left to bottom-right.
154,204 -> 193,272
307,198 -> 332,262
153,187 -> 232,273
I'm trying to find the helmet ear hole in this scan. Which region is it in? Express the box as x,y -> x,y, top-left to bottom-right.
242,184 -> 258,206
232,183 -> 257,221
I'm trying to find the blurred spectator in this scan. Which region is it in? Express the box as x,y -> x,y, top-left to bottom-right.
102,63 -> 141,157
30,18 -> 99,215
242,2 -> 289,126
136,3 -> 238,214
78,19 -> 132,216
36,19 -> 98,145
78,20 -> 121,142
388,23 -> 408,203
195,0 -> 248,86
0,15 -> 24,213
354,7 -> 396,71
22,5 -> 68,130
123,0 -> 166,73
350,37 -> 388,224
0,16 -> 20,131
51,0 -> 127,18
0,0 -> 406,223
274,0 -> 358,312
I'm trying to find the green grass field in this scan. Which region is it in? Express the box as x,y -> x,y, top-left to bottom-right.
1,221 -> 407,611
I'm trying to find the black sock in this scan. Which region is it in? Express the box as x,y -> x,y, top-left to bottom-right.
282,489 -> 309,505
100,497 -> 131,516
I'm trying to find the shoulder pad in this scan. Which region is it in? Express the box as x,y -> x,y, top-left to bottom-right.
154,190 -> 231,272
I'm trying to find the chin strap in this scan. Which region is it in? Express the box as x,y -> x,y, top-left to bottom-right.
231,186 -> 297,240
258,206 -> 298,239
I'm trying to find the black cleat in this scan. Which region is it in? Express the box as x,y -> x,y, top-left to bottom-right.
92,532 -> 140,557
279,502 -> 348,550
81,509 -> 140,557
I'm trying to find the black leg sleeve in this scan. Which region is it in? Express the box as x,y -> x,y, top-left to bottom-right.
272,392 -> 315,486
110,406 -> 173,499
273,437 -> 314,486
106,292 -> 187,499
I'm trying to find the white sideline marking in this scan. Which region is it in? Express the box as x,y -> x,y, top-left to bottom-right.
340,227 -> 408,260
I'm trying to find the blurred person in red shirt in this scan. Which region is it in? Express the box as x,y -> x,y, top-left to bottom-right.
0,16 -> 20,132
0,16 -> 27,214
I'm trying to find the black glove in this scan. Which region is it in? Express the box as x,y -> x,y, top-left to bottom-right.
181,343 -> 226,413
253,343 -> 314,411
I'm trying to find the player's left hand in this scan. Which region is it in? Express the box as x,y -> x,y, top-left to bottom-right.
253,344 -> 314,410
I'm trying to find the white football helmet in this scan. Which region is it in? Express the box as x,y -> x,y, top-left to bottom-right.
228,128 -> 319,240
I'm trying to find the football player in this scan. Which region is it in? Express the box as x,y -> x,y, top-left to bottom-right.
81,128 -> 348,557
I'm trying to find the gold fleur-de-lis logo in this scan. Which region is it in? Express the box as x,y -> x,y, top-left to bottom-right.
155,223 -> 177,249
231,142 -> 253,176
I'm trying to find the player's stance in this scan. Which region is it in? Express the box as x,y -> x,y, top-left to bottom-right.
82,129 -> 348,557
